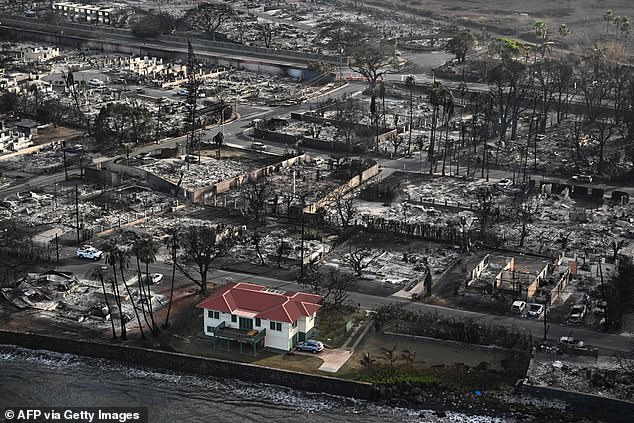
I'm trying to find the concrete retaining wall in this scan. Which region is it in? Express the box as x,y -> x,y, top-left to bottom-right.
304,163 -> 380,213
522,383 -> 634,422
0,330 -> 373,400
290,112 -> 398,142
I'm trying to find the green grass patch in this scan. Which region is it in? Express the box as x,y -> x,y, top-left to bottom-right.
316,305 -> 367,348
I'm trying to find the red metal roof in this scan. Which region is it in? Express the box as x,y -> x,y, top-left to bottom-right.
196,282 -> 321,324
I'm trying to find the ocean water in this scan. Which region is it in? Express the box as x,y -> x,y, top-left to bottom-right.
0,345 -> 513,423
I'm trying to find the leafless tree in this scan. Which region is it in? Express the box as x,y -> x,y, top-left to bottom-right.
301,266 -> 357,306
472,187 -> 495,241
252,231 -> 265,266
176,225 -> 236,296
334,97 -> 363,144
186,2 -> 236,41
333,190 -> 357,226
343,246 -> 384,277
242,179 -> 272,221
514,195 -> 541,248
602,235 -> 628,261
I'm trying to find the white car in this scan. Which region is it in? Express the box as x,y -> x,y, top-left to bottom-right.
511,300 -> 527,314
88,79 -> 103,86
527,303 -> 544,318
176,89 -> 189,96
560,336 -> 584,348
251,142 -> 266,151
141,273 -> 164,285
567,304 -> 587,325
76,245 -> 103,260
572,174 -> 593,183
496,178 -> 512,188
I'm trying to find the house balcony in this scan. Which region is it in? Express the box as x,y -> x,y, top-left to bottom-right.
208,321 -> 266,355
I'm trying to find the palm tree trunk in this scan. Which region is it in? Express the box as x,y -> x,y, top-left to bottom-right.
110,264 -> 126,340
145,263 -> 159,334
135,258 -> 152,332
120,265 -> 145,340
163,240 -> 178,329
99,273 -> 117,339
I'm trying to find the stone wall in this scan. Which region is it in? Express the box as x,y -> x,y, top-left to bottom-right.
304,162 -> 380,213
522,382 -> 634,422
0,330 -> 373,400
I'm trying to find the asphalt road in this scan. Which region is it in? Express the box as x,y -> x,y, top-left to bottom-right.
53,248 -> 634,353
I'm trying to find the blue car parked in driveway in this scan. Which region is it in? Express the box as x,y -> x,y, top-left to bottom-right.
296,340 -> 324,353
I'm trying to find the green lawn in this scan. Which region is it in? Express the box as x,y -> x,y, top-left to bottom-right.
315,306 -> 368,348
335,333 -> 520,389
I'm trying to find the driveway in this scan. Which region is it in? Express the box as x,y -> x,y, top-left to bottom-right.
294,347 -> 353,373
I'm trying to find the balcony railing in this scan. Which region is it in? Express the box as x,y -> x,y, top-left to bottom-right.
211,321 -> 266,344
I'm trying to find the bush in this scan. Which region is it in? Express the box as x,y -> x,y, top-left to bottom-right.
373,304 -> 533,351
131,13 -> 177,38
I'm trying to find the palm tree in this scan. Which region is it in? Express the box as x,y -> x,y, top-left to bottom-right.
603,10 -> 614,35
405,74 -> 415,155
428,81 -> 452,173
134,235 -> 160,335
92,267 -> 116,340
162,228 -> 179,329
130,235 -> 152,334
118,245 -> 146,340
533,21 -> 550,60
103,239 -> 127,341
558,24 -> 571,62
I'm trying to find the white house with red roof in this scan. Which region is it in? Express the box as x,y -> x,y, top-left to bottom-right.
196,282 -> 321,352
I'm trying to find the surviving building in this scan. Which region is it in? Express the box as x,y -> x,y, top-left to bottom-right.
196,282 -> 321,353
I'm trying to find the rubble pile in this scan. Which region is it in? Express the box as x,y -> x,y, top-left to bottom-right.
325,246 -> 460,287
232,228 -> 330,266
0,185 -> 172,236
0,271 -> 164,329
138,157 -> 252,190
528,355 -> 634,402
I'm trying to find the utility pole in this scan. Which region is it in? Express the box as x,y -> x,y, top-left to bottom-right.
75,184 -> 80,247
62,140 -> 68,181
186,39 -> 199,165
544,306 -> 550,342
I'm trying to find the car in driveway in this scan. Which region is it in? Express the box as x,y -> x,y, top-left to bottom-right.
511,300 -> 527,314
527,303 -> 544,318
496,178 -> 512,188
567,304 -> 587,325
572,174 -> 593,183
296,340 -> 324,353
141,273 -> 164,285
76,245 -> 103,260
251,142 -> 266,151
560,336 -> 584,348
176,89 -> 189,96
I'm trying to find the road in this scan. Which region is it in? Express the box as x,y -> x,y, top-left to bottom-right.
50,245 -> 634,354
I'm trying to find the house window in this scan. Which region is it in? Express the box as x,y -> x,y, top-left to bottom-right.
255,318 -> 261,327
214,311 -> 220,319
270,322 -> 282,331
292,320 -> 297,328
231,314 -> 237,323
207,310 -> 212,318
270,321 -> 275,330
206,326 -> 212,333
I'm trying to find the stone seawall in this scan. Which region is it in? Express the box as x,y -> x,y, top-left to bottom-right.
0,330 -> 373,400
522,383 -> 634,422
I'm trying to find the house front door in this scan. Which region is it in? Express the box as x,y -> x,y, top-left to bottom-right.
239,317 -> 253,330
